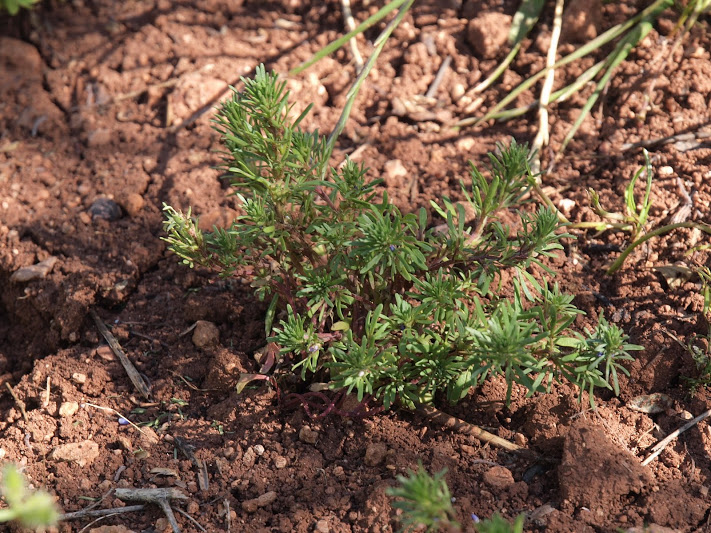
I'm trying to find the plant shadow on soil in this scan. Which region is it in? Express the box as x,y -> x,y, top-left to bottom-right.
1,0 -> 711,531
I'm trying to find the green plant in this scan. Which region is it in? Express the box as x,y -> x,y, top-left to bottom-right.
0,0 -> 39,15
386,463 -> 526,532
0,464 -> 59,528
565,151 -> 711,275
697,266 -> 711,318
386,463 -> 456,532
680,325 -> 711,396
578,149 -> 653,241
163,66 -> 641,411
454,0 -> 711,155
475,513 -> 525,533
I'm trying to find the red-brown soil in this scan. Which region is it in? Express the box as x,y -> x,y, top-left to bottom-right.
1,0 -> 711,531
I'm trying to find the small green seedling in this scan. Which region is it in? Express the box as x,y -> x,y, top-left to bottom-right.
386,463 -> 526,532
0,464 -> 59,528
475,513 -> 525,533
0,0 -> 39,15
387,463 -> 457,532
682,326 -> 711,396
568,151 -> 711,275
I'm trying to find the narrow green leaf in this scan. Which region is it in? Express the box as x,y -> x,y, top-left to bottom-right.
289,0 -> 410,75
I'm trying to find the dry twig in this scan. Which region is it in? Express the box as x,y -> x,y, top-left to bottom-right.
90,309 -> 152,400
530,0 -> 564,174
115,487 -> 188,533
341,0 -> 364,73
641,408 -> 711,466
416,405 -> 523,452
5,382 -> 28,423
61,504 -> 146,521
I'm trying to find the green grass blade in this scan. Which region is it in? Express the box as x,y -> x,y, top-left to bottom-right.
509,0 -> 546,43
559,19 -> 657,153
472,43 -> 522,95
455,0 -> 672,128
323,0 -> 415,165
289,0 -> 409,76
471,0 -> 545,95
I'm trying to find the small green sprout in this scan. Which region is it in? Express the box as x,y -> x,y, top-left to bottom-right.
386,463 -> 457,532
567,151 -> 711,275
0,464 -> 59,528
0,0 -> 40,15
682,325 -> 711,396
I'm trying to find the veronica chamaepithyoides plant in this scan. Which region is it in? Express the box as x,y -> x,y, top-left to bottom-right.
163,65 -> 641,417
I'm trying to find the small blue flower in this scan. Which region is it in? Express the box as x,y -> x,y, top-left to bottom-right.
389,244 -> 396,252
308,344 -> 320,353
471,513 -> 480,523
118,417 -> 130,425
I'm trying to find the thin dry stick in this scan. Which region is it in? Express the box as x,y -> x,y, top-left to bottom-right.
341,0 -> 364,73
174,508 -> 206,532
225,499 -> 231,533
641,408 -> 711,466
416,405 -> 522,452
44,376 -> 51,408
530,0 -> 564,175
425,55 -> 452,99
5,382 -> 28,423
90,309 -> 152,400
115,488 -> 188,533
61,504 -> 146,521
81,402 -> 151,439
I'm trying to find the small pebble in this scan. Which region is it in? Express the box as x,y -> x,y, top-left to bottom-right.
10,256 -> 58,282
482,465 -> 515,489
58,401 -> 79,417
315,519 -> 330,532
72,372 -> 87,384
455,137 -> 476,152
155,517 -> 169,532
192,320 -> 220,349
223,446 -> 236,458
364,442 -> 388,466
383,159 -> 408,185
242,491 -> 277,513
658,166 -> 674,177
273,456 -> 287,469
95,345 -> 114,361
243,446 -> 256,468
89,197 -> 122,221
558,198 -> 576,215
120,193 -> 145,217
299,426 -> 319,445
253,444 -> 265,456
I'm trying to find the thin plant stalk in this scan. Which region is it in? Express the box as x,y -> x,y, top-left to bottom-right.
454,0 -> 673,128
483,59 -> 606,121
323,0 -> 415,166
607,222 -> 711,274
530,0 -> 564,172
289,0 -> 410,76
558,17 -> 657,153
472,0 -> 546,95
